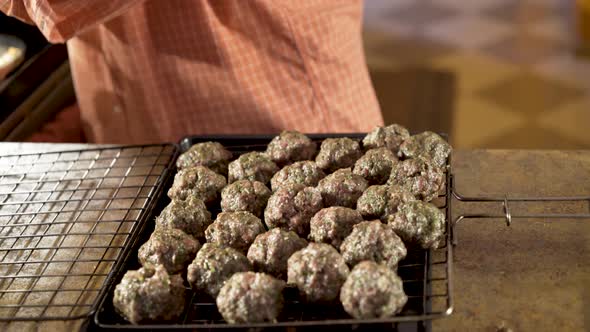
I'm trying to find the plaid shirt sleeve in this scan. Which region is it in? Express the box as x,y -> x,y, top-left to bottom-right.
1,0 -> 144,43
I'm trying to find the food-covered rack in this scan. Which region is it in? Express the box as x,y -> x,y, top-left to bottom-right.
93,134 -> 454,331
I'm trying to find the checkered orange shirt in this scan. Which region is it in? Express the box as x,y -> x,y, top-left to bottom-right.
2,0 -> 383,144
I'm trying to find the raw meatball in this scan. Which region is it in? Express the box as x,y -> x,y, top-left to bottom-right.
340,220 -> 407,269
176,141 -> 232,174
340,261 -> 407,319
113,265 -> 186,324
216,272 -> 285,323
362,124 -> 410,153
155,196 -> 212,238
168,166 -> 226,203
308,207 -> 363,248
399,131 -> 451,168
205,211 -> 266,253
228,152 -> 279,184
221,180 -> 271,217
356,185 -> 416,220
315,138 -> 362,172
247,228 -> 307,279
317,168 -> 368,208
138,227 -> 200,274
387,158 -> 445,202
387,201 -> 446,249
187,243 -> 252,297
265,131 -> 317,166
264,185 -> 323,237
270,161 -> 325,191
353,147 -> 398,185
287,243 -> 349,302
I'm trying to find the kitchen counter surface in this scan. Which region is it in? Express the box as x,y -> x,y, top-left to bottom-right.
0,144 -> 588,331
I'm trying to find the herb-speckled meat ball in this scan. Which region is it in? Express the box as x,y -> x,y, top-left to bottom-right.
168,166 -> 226,203
353,147 -> 398,185
155,196 -> 212,238
270,161 -> 325,191
138,227 -> 200,274
265,131 -> 317,166
113,265 -> 185,324
340,261 -> 407,319
317,168 -> 368,208
387,158 -> 444,202
356,185 -> 416,220
399,131 -> 451,168
387,201 -> 445,249
247,228 -> 307,279
187,243 -> 252,298
221,180 -> 271,217
340,221 -> 407,269
287,243 -> 349,302
264,185 -> 323,237
362,124 -> 410,153
217,272 -> 285,323
308,207 -> 363,248
176,142 -> 232,174
315,138 -> 362,172
228,152 -> 279,184
205,211 -> 266,253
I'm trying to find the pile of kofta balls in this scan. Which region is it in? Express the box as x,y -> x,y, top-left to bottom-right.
113,125 -> 451,324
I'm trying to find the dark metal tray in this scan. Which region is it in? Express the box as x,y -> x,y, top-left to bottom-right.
93,134 -> 453,331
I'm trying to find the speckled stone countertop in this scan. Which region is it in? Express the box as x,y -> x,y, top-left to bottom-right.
0,144 -> 588,331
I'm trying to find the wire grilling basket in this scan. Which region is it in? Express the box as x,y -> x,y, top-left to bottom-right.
0,144 -> 177,321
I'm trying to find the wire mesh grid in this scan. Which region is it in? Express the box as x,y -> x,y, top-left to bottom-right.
0,144 -> 177,321
95,134 -> 453,330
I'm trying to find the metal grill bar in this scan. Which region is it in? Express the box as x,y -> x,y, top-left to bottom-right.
0,144 -> 177,321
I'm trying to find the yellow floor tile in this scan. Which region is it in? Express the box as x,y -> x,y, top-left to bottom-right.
452,96 -> 526,148
537,97 -> 590,145
429,51 -> 519,95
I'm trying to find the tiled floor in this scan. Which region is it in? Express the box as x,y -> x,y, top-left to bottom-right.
364,0 -> 590,149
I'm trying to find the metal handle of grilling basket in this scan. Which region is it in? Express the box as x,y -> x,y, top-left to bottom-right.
448,174 -> 590,245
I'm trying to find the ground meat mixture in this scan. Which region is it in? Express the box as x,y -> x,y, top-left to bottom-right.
264,185 -> 323,237
113,265 -> 186,324
216,272 -> 285,323
387,201 -> 446,249
362,124 -> 410,154
168,166 -> 226,203
356,185 -> 416,220
308,207 -> 363,248
205,211 -> 266,253
317,168 -> 368,208
399,131 -> 451,168
353,147 -> 398,185
138,227 -> 200,274
387,158 -> 445,202
340,261 -> 407,319
315,138 -> 362,172
247,228 -> 307,279
265,131 -> 317,166
287,243 -> 349,302
220,179 -> 271,217
270,161 -> 326,191
176,142 -> 233,174
340,221 -> 407,270
187,243 -> 252,297
155,196 -> 212,238
228,152 -> 279,184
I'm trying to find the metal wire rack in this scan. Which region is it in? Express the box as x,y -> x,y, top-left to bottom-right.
0,144 -> 177,321
94,134 -> 454,331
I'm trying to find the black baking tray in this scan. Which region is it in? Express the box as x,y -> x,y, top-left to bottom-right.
92,134 -> 453,332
